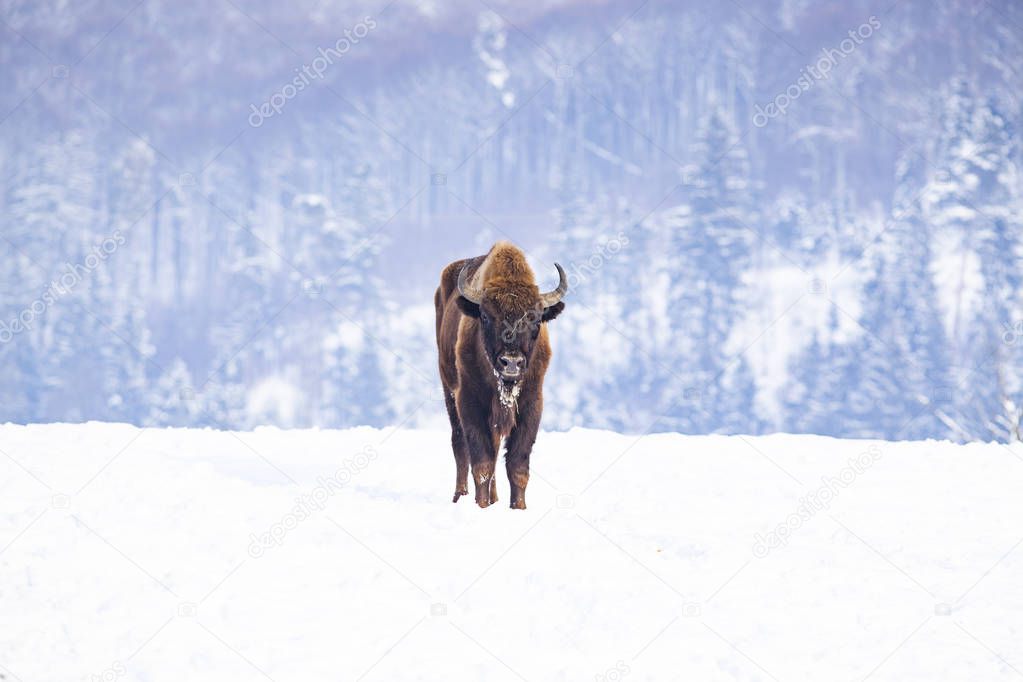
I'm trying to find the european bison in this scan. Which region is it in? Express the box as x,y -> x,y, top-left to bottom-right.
434,241 -> 567,509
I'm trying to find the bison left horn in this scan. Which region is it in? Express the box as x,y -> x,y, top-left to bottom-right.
457,263 -> 484,304
539,263 -> 568,308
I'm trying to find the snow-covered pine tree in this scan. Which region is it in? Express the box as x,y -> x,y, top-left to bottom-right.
955,96 -> 1023,440
543,178 -> 605,429
843,152 -> 952,440
923,81 -> 1022,440
662,109 -> 760,434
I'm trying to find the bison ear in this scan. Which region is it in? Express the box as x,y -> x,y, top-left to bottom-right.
455,296 -> 481,318
541,301 -> 565,322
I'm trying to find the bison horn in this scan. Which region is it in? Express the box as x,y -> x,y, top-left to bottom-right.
457,262 -> 484,304
539,263 -> 568,308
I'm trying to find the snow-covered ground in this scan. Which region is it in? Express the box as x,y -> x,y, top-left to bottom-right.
2,423 -> 1022,681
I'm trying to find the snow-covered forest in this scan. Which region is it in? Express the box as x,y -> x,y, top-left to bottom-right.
2,0 -> 1022,441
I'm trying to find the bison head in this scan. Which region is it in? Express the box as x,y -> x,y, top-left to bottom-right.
456,262 -> 567,382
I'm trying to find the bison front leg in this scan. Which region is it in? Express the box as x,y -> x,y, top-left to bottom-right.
463,420 -> 499,508
471,454 -> 496,509
505,399 -> 541,510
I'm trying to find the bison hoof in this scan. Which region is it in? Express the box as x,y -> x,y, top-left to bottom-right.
510,499 -> 526,510
452,490 -> 467,503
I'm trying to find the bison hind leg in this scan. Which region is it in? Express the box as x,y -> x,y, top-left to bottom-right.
451,448 -> 469,503
452,460 -> 468,502
444,391 -> 470,503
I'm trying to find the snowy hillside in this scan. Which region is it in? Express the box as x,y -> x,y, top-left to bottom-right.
2,422 -> 1022,680
3,0 -> 1023,441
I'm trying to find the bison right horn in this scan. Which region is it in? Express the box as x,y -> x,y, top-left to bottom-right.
457,262 -> 484,304
539,263 -> 568,308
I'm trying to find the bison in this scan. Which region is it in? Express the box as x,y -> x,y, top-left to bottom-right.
434,241 -> 567,509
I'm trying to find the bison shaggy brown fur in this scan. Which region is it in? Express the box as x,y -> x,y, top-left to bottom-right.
434,241 -> 566,509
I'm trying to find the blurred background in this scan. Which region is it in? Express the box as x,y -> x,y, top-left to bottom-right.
1,0 -> 1021,441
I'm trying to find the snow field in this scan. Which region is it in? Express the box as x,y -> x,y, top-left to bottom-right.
1,423 -> 1022,680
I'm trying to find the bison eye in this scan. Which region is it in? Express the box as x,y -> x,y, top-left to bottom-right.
480,312 -> 489,324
